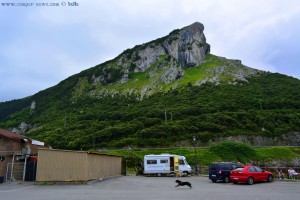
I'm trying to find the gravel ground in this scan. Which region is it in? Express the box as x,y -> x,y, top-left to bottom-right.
0,176 -> 299,200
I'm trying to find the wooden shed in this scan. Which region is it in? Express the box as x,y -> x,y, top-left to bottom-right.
0,128 -> 49,182
36,149 -> 124,182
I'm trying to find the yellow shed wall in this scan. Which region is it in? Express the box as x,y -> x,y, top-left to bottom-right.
36,149 -> 122,182
36,149 -> 87,181
87,154 -> 122,179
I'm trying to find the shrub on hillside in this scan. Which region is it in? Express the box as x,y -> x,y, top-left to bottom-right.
209,141 -> 256,163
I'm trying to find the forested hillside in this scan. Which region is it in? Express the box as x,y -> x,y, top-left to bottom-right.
1,71 -> 299,150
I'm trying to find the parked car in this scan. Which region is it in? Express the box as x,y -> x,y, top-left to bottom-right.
209,162 -> 241,183
230,166 -> 273,185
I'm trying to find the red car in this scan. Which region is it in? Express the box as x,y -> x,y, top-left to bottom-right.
230,166 -> 273,185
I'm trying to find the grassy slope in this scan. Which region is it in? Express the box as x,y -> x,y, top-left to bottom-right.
103,146 -> 300,167
85,54 -> 226,95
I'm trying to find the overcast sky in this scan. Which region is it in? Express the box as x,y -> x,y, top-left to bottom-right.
1,0 -> 300,102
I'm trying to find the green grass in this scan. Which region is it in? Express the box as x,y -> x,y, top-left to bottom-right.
72,77 -> 90,98
100,145 -> 300,173
255,147 -> 299,162
180,62 -> 218,85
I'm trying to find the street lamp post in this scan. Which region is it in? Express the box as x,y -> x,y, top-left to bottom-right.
193,136 -> 198,175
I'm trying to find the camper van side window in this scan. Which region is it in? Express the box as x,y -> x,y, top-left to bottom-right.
147,160 -> 157,164
160,160 -> 168,164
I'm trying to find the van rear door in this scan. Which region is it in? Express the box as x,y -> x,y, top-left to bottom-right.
209,163 -> 219,179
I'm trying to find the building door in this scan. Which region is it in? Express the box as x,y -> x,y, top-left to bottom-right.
25,161 -> 37,181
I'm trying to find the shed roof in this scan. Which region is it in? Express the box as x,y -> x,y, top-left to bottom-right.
0,128 -> 48,147
0,128 -> 22,142
38,148 -> 123,157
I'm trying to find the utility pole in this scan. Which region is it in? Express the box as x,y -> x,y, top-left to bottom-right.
165,110 -> 167,123
260,101 -> 262,110
193,136 -> 198,175
64,116 -> 67,127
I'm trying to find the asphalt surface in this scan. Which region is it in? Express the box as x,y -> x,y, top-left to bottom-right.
0,176 -> 299,200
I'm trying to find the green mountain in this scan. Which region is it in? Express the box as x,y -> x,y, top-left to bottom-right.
0,22 -> 300,150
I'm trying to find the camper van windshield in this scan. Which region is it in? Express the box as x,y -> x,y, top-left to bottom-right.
179,159 -> 185,165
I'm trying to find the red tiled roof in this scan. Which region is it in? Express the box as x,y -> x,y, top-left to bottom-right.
0,128 -> 23,141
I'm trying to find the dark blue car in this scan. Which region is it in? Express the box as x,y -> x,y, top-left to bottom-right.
209,162 -> 241,183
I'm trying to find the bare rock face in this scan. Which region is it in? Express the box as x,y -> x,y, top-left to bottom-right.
163,22 -> 210,68
134,45 -> 166,72
92,22 -> 210,86
120,22 -> 210,73
160,66 -> 184,84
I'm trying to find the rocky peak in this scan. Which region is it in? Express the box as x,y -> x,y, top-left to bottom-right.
119,22 -> 210,72
91,22 -> 210,86
163,22 -> 210,68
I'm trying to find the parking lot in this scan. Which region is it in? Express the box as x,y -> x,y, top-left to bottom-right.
0,176 -> 299,200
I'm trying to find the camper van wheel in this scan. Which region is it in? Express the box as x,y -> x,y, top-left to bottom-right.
156,173 -> 162,177
182,172 -> 188,176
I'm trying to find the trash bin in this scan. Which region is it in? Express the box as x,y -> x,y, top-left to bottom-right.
0,176 -> 4,184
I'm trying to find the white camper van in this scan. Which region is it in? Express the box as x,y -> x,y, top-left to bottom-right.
143,154 -> 192,176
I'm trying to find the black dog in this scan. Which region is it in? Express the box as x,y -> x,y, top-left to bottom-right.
175,180 -> 192,189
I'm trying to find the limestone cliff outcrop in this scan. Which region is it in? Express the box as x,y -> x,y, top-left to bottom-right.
125,22 -> 210,72
162,22 -> 210,68
81,22 -> 261,99
92,22 -> 210,85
